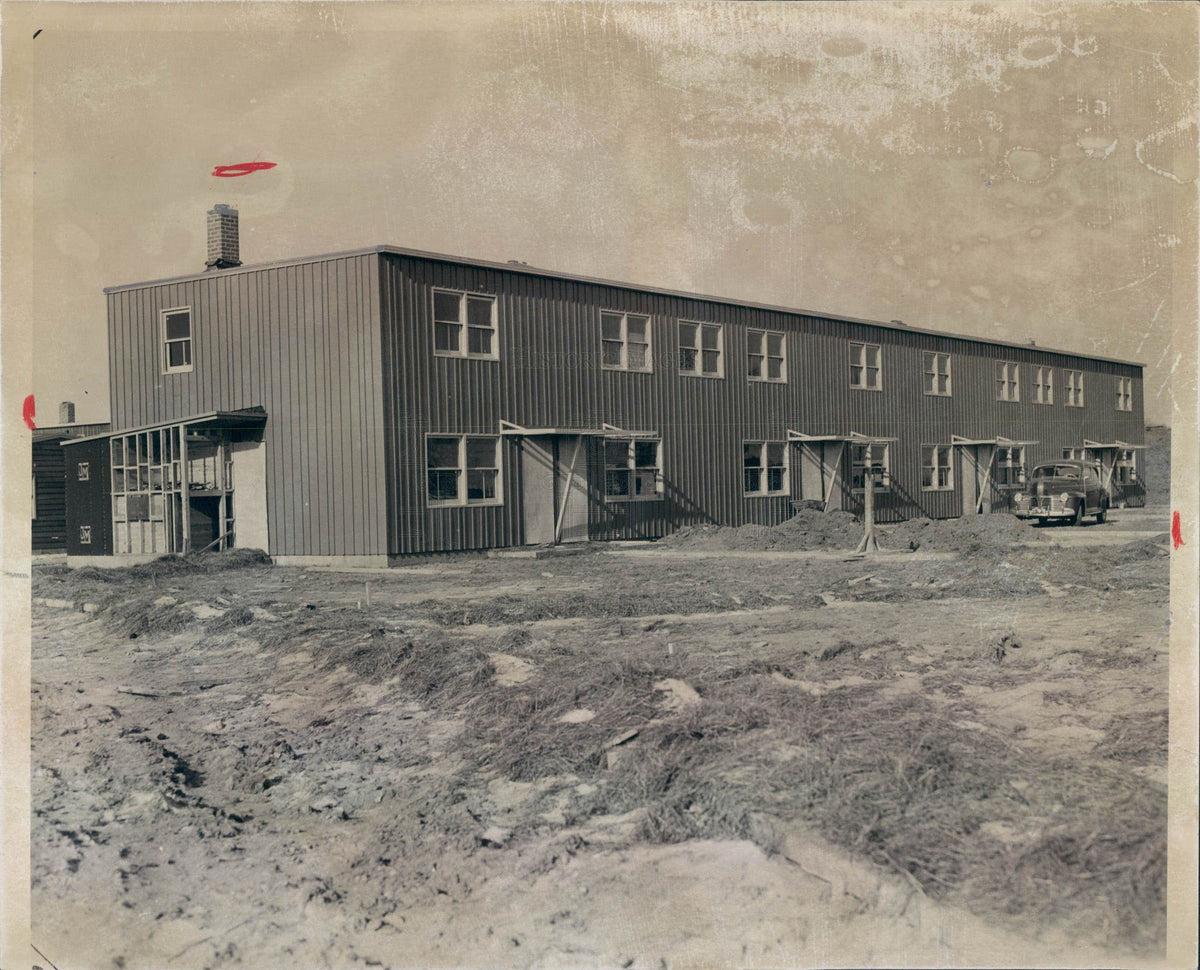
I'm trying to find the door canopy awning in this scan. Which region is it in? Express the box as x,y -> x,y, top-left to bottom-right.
787,430 -> 898,444
499,419 -> 658,438
1084,439 -> 1146,449
950,434 -> 1039,446
61,407 -> 268,447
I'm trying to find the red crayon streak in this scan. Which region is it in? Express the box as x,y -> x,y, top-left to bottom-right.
212,161 -> 277,178
1172,511 -> 1185,549
23,394 -> 36,429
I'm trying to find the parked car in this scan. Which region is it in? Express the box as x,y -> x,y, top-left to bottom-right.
1012,460 -> 1108,526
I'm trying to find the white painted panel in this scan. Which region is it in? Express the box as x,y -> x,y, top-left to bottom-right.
231,439 -> 270,553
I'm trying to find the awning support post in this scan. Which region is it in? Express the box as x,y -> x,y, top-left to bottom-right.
854,467 -> 880,555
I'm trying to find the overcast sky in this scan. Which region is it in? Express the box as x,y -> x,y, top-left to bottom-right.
4,1 -> 1195,426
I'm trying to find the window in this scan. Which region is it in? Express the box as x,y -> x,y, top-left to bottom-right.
679,322 -> 723,378
743,441 -> 788,496
433,289 -> 498,359
1033,366 -> 1054,404
76,461 -> 91,481
1115,449 -> 1137,485
1065,370 -> 1084,407
1062,447 -> 1086,460
923,352 -> 951,396
996,361 -> 1020,402
747,330 -> 786,383
601,312 -> 652,372
604,437 -> 662,501
850,442 -> 890,491
922,445 -> 954,490
161,307 -> 193,374
849,342 -> 882,390
426,435 -> 502,506
79,525 -> 92,545
996,446 -> 1026,487
1115,377 -> 1133,411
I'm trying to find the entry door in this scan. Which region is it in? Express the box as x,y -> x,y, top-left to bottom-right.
521,435 -> 591,545
798,442 -> 845,510
959,445 -> 996,515
521,438 -> 557,544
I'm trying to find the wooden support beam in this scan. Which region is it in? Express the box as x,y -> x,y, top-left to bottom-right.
823,441 -> 846,513
854,468 -> 880,555
553,436 -> 583,544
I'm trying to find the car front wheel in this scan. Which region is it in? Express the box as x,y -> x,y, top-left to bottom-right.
1072,502 -> 1085,527
1096,502 -> 1108,524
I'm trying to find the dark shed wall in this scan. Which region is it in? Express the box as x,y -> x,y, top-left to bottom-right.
32,436 -> 68,552
107,255 -> 388,557
63,438 -> 113,556
380,253 -> 1144,553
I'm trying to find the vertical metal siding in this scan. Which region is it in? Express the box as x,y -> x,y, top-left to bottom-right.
106,254 -> 387,558
379,252 -> 1145,553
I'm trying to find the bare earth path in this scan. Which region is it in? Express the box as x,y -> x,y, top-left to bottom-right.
31,514 -> 1169,969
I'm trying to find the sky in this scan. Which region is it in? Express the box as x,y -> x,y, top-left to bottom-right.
3,1 -> 1196,426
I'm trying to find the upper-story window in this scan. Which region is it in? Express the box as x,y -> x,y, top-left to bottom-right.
601,312 -> 652,373
433,289 -> 498,359
1115,377 -> 1133,411
161,307 -> 193,374
747,330 -> 786,383
1033,366 -> 1054,404
996,361 -> 1020,402
923,352 -> 951,396
679,322 -> 723,378
1065,369 -> 1085,407
849,342 -> 881,390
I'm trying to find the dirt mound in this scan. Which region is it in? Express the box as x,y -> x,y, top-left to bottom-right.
662,509 -> 862,551
1110,535 -> 1170,563
882,515 -> 1048,554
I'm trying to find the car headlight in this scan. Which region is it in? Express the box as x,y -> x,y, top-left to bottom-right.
1014,492 -> 1024,504
1059,492 -> 1070,505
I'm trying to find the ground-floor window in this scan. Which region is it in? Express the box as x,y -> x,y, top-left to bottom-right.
995,446 -> 1026,487
1063,447 -> 1086,460
922,445 -> 953,490
743,441 -> 787,496
1115,449 -> 1137,485
604,437 -> 662,501
426,435 -> 502,506
850,442 -> 890,490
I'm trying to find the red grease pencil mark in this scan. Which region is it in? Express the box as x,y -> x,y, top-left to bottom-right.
23,394 -> 36,429
212,162 -> 277,178
1172,511 -> 1185,549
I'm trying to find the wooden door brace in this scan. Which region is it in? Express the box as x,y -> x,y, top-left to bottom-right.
554,436 -> 583,544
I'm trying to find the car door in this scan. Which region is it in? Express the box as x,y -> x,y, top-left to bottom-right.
1084,466 -> 1101,512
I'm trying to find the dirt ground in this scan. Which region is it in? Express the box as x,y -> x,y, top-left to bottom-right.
30,509 -> 1171,969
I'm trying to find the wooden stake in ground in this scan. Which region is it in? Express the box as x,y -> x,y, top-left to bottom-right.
854,467 -> 880,555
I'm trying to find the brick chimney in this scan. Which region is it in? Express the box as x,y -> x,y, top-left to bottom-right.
59,401 -> 75,425
205,204 -> 241,271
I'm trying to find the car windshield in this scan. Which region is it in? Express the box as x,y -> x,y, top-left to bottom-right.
1032,464 -> 1082,480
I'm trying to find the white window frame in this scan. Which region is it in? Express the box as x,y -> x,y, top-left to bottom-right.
425,434 -> 503,507
996,361 -> 1020,402
747,329 -> 787,384
1065,370 -> 1085,407
1115,448 -> 1137,485
849,341 -> 882,391
1033,366 -> 1054,405
1063,447 -> 1086,460
678,321 -> 724,379
923,352 -> 951,397
161,306 -> 193,375
77,461 -> 90,482
995,446 -> 1027,487
1115,377 -> 1133,411
603,436 -> 663,503
432,289 -> 499,361
850,442 -> 891,491
79,525 -> 92,545
922,444 -> 954,491
743,440 -> 789,497
600,311 -> 652,373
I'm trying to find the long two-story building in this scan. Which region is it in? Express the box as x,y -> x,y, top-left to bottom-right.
63,206 -> 1145,566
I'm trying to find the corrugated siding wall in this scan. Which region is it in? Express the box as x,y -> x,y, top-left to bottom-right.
107,255 -> 387,557
380,254 -> 1144,553
32,437 -> 68,551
